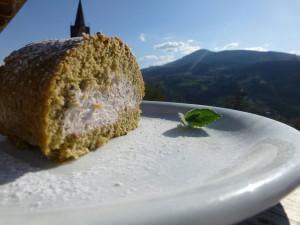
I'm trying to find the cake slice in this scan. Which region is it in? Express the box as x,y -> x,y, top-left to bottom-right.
0,32 -> 144,161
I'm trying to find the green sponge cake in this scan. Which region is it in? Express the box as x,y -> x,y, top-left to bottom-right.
0,32 -> 145,161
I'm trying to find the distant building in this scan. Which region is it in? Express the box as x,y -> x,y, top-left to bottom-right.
70,0 -> 90,37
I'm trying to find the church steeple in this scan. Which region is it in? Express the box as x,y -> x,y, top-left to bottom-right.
70,0 -> 90,37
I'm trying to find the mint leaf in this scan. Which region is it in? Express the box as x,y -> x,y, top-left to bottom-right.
178,108 -> 221,128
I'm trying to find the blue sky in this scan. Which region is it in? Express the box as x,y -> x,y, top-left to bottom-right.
0,0 -> 299,68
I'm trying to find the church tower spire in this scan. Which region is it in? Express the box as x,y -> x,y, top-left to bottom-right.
70,0 -> 90,37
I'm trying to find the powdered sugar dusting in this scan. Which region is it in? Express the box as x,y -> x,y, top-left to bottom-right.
4,37 -> 84,73
0,103 -> 298,225
1,111 -> 289,217
0,116 -> 228,215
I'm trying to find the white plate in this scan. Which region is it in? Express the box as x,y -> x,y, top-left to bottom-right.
0,101 -> 300,225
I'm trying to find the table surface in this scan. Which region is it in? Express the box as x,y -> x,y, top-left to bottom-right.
236,186 -> 300,225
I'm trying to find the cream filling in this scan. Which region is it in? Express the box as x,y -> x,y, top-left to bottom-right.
63,76 -> 137,136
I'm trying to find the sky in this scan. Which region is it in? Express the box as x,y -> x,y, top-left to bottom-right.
0,0 -> 300,68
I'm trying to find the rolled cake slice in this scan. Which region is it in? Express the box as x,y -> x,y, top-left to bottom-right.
0,32 -> 144,161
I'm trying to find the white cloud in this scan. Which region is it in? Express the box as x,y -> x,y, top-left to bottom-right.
147,40 -> 201,67
163,35 -> 173,40
222,42 -> 239,50
264,43 -> 272,47
138,55 -> 158,61
154,41 -> 200,55
182,45 -> 201,55
214,43 -> 271,52
288,50 -> 297,54
138,54 -> 175,66
139,33 -> 146,42
154,42 -> 181,52
151,55 -> 176,66
244,46 -> 268,52
139,39 -> 200,67
214,42 -> 239,51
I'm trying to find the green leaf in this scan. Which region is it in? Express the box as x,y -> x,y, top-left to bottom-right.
179,108 -> 221,128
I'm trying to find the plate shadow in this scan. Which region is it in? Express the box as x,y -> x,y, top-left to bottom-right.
0,138 -> 59,185
163,125 -> 209,138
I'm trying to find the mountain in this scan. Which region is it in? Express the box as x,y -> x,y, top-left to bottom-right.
142,49 -> 300,76
141,50 -> 300,130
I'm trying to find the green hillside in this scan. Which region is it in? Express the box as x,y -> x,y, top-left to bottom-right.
142,50 -> 300,130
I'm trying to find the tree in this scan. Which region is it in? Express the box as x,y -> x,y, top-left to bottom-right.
144,83 -> 167,101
